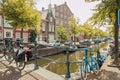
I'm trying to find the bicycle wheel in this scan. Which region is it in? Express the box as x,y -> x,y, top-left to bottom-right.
80,61 -> 88,79
15,52 -> 26,71
91,59 -> 99,74
16,61 -> 26,71
4,49 -> 15,62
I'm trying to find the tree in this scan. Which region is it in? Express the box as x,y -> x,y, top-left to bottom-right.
68,16 -> 79,43
57,25 -> 68,41
1,0 -> 41,39
29,29 -> 37,42
86,0 -> 120,63
78,23 -> 94,39
82,23 -> 93,39
92,28 -> 107,38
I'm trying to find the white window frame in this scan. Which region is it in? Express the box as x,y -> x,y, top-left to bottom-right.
42,23 -> 45,31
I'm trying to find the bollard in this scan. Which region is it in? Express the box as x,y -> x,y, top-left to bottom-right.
65,46 -> 71,78
34,41 -> 39,70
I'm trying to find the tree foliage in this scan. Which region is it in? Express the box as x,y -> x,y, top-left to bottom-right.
78,23 -> 107,39
68,16 -> 79,41
30,29 -> 37,42
69,16 -> 78,35
86,0 -> 120,63
107,25 -> 114,37
81,23 -> 93,39
1,0 -> 41,33
88,0 -> 119,26
57,25 -> 68,41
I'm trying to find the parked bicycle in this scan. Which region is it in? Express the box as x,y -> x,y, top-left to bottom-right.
96,48 -> 109,67
0,39 -> 4,58
80,47 -> 99,79
14,42 -> 34,71
0,38 -> 15,62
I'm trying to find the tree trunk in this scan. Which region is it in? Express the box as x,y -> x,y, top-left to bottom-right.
114,9 -> 119,63
21,28 -> 23,41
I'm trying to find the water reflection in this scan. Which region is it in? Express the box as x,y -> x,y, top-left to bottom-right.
38,51 -> 84,75
28,42 -> 108,75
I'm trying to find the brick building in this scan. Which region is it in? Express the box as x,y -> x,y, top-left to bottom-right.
38,2 -> 73,43
54,2 -> 73,39
37,3 -> 55,43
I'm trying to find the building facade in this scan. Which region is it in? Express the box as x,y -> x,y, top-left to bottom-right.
37,4 -> 56,43
0,2 -> 74,43
13,29 -> 29,42
37,2 -> 73,43
54,2 -> 73,39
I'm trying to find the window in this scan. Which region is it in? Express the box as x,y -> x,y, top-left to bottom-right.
61,14 -> 63,18
56,12 -> 59,17
49,25 -> 52,32
16,33 -> 20,38
6,32 -> 11,37
49,24 -> 54,32
52,26 -> 54,32
42,23 -> 45,31
49,34 -> 54,42
60,8 -> 63,13
23,33 -> 28,43
56,19 -> 59,25
0,16 -> 2,26
4,19 -> 12,27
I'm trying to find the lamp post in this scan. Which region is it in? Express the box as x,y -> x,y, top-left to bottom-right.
34,41 -> 39,70
65,45 -> 70,78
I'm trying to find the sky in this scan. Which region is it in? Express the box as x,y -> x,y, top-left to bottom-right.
34,0 -> 99,24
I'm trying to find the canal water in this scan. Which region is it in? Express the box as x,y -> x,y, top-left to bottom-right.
28,42 -> 108,75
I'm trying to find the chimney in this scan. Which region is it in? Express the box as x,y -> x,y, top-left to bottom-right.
42,7 -> 45,11
54,4 -> 56,7
65,2 -> 67,5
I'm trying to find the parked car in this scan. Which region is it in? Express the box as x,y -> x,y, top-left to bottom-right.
48,40 -> 60,47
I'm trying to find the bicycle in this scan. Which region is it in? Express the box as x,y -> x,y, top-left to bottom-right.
0,38 -> 15,62
0,39 -> 5,58
96,48 -> 109,67
1,38 -> 34,71
80,47 -> 99,79
15,43 -> 34,70
4,38 -> 15,62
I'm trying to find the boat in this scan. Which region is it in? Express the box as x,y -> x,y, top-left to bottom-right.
69,45 -> 78,52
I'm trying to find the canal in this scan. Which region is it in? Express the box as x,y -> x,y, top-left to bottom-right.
28,42 -> 108,75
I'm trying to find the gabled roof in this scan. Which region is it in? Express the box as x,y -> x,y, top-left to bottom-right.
40,6 -> 55,21
40,2 -> 73,20
55,2 -> 73,15
41,10 -> 48,20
